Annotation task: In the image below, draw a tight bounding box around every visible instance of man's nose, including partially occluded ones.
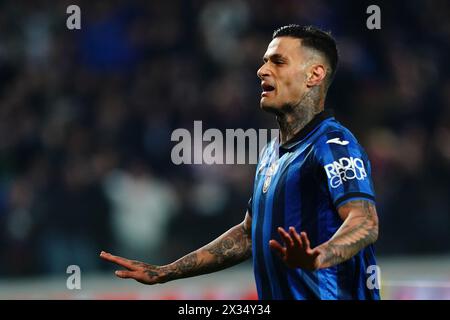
[257,64,269,80]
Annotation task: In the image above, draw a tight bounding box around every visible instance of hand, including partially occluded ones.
[269,227,321,271]
[99,251,172,284]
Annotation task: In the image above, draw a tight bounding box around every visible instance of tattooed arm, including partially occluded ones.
[100,212,252,284]
[269,200,378,271]
[316,199,379,269]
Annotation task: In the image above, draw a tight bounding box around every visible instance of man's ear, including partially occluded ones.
[306,64,327,87]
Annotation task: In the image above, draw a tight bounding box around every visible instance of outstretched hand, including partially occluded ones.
[99,251,171,284]
[269,227,322,271]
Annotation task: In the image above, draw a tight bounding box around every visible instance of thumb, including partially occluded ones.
[115,270,135,279]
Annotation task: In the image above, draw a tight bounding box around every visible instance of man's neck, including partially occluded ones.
[276,86,325,144]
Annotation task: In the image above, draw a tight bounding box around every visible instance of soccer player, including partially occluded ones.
[100,25,380,300]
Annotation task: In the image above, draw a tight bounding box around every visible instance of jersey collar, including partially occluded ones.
[279,109,334,150]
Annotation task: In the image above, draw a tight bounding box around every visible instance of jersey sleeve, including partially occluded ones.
[314,130,376,208]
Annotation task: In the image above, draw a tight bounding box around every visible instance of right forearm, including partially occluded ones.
[163,222,252,282]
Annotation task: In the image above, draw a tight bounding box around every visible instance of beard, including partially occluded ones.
[260,102,283,116]
[260,97,302,118]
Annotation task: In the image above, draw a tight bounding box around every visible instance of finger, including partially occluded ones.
[300,232,311,250]
[289,227,303,249]
[100,251,135,270]
[269,239,286,257]
[115,270,137,279]
[277,227,294,247]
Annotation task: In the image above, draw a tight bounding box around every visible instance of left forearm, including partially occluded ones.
[316,201,378,269]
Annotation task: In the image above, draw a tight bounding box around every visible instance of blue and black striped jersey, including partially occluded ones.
[248,109,380,300]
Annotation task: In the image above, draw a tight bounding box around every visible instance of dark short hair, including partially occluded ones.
[273,24,338,86]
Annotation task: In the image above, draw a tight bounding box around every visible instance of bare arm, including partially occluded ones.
[269,199,378,271]
[100,212,252,284]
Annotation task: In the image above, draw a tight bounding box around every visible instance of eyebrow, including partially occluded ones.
[263,53,287,63]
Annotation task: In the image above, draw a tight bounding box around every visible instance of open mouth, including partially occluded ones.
[261,82,275,95]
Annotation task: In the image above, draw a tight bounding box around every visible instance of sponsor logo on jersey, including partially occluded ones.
[324,157,367,188]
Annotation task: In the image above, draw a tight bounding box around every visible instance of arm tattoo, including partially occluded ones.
[318,200,378,269]
[163,222,252,281]
[206,224,252,266]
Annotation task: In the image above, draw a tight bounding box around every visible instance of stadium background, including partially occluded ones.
[0,0,449,299]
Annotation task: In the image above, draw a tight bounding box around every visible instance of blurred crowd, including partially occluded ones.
[0,0,449,277]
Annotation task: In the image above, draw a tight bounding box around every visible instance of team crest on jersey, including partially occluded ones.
[262,162,279,193]
[262,175,271,193]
